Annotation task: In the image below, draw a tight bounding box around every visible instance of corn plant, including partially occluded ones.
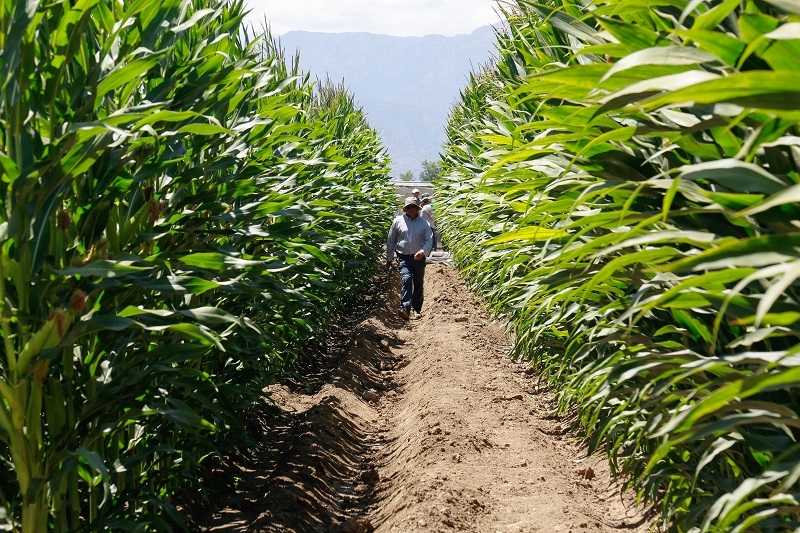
[0,0,393,529]
[438,0,800,530]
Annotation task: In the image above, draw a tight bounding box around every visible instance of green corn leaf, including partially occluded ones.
[179,307,240,325]
[181,278,220,294]
[179,252,262,270]
[674,29,746,67]
[72,447,111,506]
[169,8,215,33]
[295,243,333,267]
[176,123,232,135]
[642,71,800,111]
[600,46,722,83]
[85,316,136,331]
[664,234,800,272]
[737,183,800,216]
[736,311,800,327]
[525,3,603,45]
[96,56,162,97]
[0,151,21,183]
[650,364,800,442]
[166,323,222,349]
[483,226,568,245]
[677,160,787,195]
[596,70,720,111]
[739,14,800,72]
[597,16,661,52]
[661,291,713,309]
[58,260,153,278]
[691,0,741,32]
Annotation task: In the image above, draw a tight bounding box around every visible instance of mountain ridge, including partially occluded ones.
[277,26,497,177]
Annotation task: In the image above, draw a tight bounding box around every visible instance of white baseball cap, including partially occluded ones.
[412,188,420,194]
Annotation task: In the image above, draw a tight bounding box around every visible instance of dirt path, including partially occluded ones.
[192,262,652,532]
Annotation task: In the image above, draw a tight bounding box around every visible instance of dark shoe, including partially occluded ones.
[398,308,410,320]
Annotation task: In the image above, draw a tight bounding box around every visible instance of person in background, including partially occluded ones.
[386,196,433,320]
[411,188,421,203]
[420,195,437,252]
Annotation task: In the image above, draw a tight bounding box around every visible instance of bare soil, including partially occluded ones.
[190,262,654,532]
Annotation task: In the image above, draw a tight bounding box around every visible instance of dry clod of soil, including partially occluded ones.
[193,263,654,533]
[362,390,382,403]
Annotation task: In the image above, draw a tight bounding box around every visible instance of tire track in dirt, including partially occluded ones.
[193,263,653,532]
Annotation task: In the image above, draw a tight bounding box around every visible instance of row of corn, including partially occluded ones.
[437,0,800,530]
[0,0,395,530]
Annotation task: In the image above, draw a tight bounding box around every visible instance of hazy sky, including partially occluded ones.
[244,0,502,37]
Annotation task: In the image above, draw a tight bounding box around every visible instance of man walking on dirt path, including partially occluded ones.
[386,196,433,320]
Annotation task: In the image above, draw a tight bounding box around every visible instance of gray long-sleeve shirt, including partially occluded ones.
[386,214,433,262]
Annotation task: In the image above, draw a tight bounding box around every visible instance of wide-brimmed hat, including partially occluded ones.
[403,196,420,209]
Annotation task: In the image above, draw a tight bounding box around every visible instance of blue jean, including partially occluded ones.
[397,253,426,313]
